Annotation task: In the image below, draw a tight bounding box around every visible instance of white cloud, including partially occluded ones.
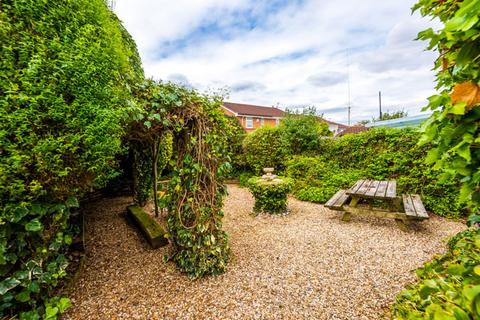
[114,0,440,124]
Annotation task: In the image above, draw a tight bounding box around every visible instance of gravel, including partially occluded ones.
[63,185,465,320]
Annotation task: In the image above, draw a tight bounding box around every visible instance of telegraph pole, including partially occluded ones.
[378,91,382,120]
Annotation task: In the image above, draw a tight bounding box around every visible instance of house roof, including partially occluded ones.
[223,102,284,118]
[323,119,349,129]
[337,125,369,136]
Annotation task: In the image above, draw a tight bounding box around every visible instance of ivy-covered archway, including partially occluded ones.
[128,80,233,277]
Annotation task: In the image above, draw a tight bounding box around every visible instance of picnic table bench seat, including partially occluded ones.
[325,189,350,210]
[402,194,429,220]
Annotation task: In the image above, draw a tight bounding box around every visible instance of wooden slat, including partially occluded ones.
[347,180,365,194]
[385,180,397,198]
[325,189,346,208]
[333,191,350,209]
[402,194,416,218]
[356,180,372,195]
[411,194,429,219]
[375,181,388,198]
[365,180,380,197]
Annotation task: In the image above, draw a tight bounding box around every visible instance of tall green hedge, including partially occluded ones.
[0,0,142,318]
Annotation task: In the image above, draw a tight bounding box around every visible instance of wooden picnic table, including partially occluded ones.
[325,179,428,230]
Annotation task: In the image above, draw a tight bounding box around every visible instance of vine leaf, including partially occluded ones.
[450,81,480,109]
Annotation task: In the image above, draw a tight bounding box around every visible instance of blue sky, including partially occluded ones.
[114,0,439,124]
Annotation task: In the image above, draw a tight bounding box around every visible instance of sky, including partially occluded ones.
[113,0,440,124]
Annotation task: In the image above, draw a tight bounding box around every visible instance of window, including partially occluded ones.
[275,118,280,126]
[246,117,253,129]
[260,118,264,126]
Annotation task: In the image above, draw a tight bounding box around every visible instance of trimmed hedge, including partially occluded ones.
[247,177,293,214]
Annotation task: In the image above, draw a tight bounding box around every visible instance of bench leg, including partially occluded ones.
[394,218,407,231]
[341,211,351,222]
[349,196,360,207]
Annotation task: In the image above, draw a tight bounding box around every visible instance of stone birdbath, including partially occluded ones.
[247,168,293,215]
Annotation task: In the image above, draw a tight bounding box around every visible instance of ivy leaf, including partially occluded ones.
[44,306,59,320]
[456,143,471,162]
[449,102,466,115]
[11,207,29,223]
[57,297,71,313]
[25,219,43,232]
[144,121,152,128]
[15,289,30,302]
[0,278,21,295]
[65,197,79,208]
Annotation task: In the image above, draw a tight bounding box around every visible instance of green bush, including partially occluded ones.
[242,126,290,174]
[278,109,331,154]
[0,0,142,318]
[392,228,480,319]
[286,156,364,203]
[239,171,254,187]
[247,177,293,214]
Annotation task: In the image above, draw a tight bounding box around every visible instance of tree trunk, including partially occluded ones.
[152,137,161,217]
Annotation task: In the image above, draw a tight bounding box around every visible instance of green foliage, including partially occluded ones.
[131,131,173,206]
[412,0,480,220]
[391,1,480,318]
[130,81,231,278]
[361,110,408,124]
[239,172,254,187]
[287,156,364,203]
[247,177,294,214]
[379,110,408,121]
[392,228,480,319]
[279,109,331,154]
[0,0,142,317]
[223,116,246,174]
[287,129,464,218]
[243,127,290,174]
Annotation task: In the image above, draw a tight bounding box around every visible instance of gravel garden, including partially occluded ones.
[63,186,464,319]
[1,0,479,319]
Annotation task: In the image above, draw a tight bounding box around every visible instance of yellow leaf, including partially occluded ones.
[474,265,480,276]
[450,81,480,110]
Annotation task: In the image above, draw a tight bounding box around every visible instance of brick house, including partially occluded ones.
[222,102,284,133]
[322,119,350,136]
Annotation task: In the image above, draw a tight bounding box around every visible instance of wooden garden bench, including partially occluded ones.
[325,189,350,210]
[402,194,429,220]
[325,180,429,230]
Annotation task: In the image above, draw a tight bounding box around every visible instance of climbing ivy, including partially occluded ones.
[414,0,480,222]
[247,177,294,214]
[392,1,480,318]
[0,0,142,318]
[129,81,234,278]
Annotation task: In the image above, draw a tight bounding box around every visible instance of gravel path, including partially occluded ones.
[63,185,465,320]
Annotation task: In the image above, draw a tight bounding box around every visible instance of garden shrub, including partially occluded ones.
[224,115,247,175]
[392,228,480,318]
[243,126,290,174]
[289,156,364,203]
[247,177,294,214]
[0,0,142,318]
[239,172,255,187]
[278,109,331,154]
